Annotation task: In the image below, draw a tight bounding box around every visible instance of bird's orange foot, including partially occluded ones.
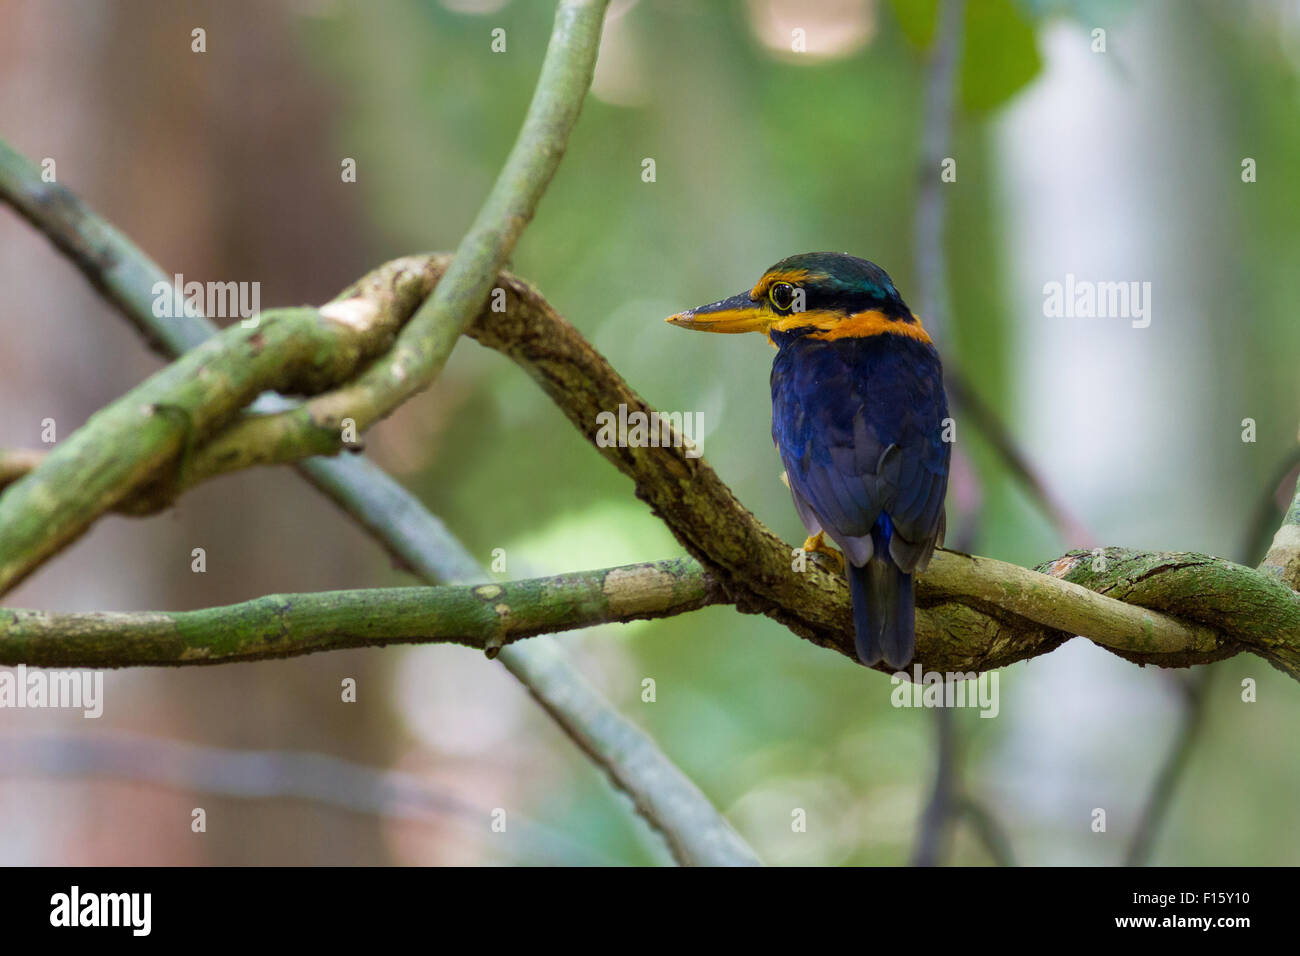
[800,531,844,574]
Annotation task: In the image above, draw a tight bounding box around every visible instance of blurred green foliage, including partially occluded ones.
[891,0,1043,111]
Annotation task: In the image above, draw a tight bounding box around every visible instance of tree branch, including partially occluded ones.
[2,5,1298,706]
[0,294,421,594]
[1,0,766,867]
[1122,456,1300,867]
[192,0,610,463]
[457,264,1300,677]
[0,0,608,597]
[0,448,44,490]
[1259,461,1300,590]
[300,455,760,867]
[0,558,717,667]
[0,227,761,873]
[2,249,1298,676]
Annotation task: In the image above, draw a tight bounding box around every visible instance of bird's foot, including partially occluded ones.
[801,531,844,574]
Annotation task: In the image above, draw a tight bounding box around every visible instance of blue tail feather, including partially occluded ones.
[848,521,915,668]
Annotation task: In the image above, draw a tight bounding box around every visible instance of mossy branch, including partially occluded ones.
[2,247,1299,678]
[0,558,716,667]
[0,0,766,868]
[0,297,417,595]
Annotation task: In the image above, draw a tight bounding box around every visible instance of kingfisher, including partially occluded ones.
[666,253,950,669]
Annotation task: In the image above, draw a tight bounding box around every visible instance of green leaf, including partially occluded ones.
[889,0,1043,113]
[960,0,1043,111]
[889,0,940,47]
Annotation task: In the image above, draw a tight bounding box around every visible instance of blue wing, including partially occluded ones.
[771,332,949,572]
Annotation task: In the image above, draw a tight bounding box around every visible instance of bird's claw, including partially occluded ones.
[801,531,845,574]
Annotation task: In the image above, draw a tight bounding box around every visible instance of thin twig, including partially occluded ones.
[1122,668,1212,866]
[0,448,44,491]
[947,371,1097,547]
[911,706,958,866]
[300,456,762,866]
[959,795,1017,866]
[1258,449,1300,590]
[912,0,963,338]
[1241,449,1300,567]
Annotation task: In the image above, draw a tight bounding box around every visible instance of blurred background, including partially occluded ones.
[0,0,1298,865]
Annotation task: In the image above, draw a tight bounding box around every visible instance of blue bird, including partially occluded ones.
[667,252,951,668]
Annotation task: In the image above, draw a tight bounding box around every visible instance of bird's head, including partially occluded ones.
[665,252,930,345]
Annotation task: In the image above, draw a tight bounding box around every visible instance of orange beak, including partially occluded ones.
[665,292,771,334]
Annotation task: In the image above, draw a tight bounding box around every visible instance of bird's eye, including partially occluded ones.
[768,282,796,311]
